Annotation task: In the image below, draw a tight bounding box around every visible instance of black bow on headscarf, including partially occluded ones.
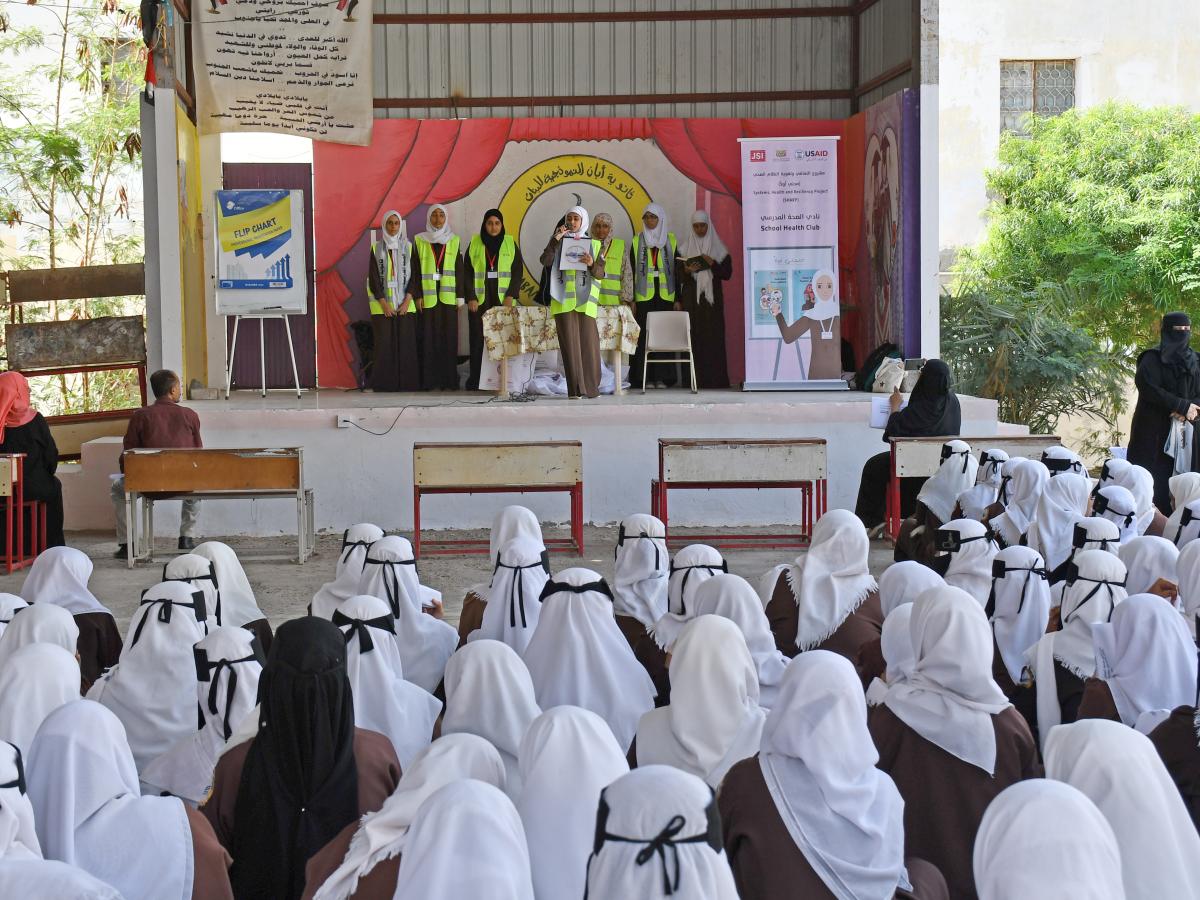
[331,608,395,654]
[164,561,222,627]
[194,643,263,739]
[493,550,550,629]
[363,555,417,618]
[539,577,614,602]
[985,561,1048,618]
[229,618,358,900]
[0,742,25,794]
[130,589,207,647]
[616,525,664,569]
[1160,312,1195,369]
[480,208,505,257]
[339,531,377,566]
[668,561,728,614]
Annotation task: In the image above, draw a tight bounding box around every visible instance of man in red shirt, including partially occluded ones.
[111,369,203,559]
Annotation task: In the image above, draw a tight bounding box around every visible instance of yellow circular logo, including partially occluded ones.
[498,154,652,304]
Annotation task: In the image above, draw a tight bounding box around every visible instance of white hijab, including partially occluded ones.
[336,594,441,769]
[678,211,729,305]
[639,203,669,249]
[549,206,591,303]
[86,581,207,771]
[1041,445,1085,477]
[443,639,541,796]
[1027,472,1092,571]
[490,506,545,559]
[378,210,411,291]
[193,541,265,627]
[1118,535,1178,597]
[635,616,767,788]
[1176,539,1200,638]
[988,546,1050,685]
[761,509,877,652]
[311,733,506,900]
[1114,463,1156,535]
[1091,593,1197,728]
[472,537,550,656]
[990,458,1049,547]
[916,440,978,523]
[311,523,384,620]
[27,700,194,900]
[0,741,39,859]
[877,561,943,618]
[939,519,999,606]
[163,553,220,629]
[972,779,1124,900]
[956,448,1009,521]
[1174,498,1200,547]
[0,644,80,754]
[690,574,789,709]
[20,547,107,616]
[140,625,262,806]
[612,514,669,628]
[521,568,656,751]
[380,209,406,251]
[865,603,916,706]
[1046,719,1200,900]
[1165,472,1200,539]
[358,535,458,693]
[0,595,27,639]
[0,605,78,670]
[0,859,124,898]
[800,269,840,324]
[760,651,907,900]
[585,766,738,900]
[417,203,456,246]
[517,707,629,900]
[393,780,534,900]
[883,586,1011,774]
[1095,484,1139,544]
[654,544,726,650]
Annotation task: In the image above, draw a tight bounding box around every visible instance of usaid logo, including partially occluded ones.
[749,150,766,162]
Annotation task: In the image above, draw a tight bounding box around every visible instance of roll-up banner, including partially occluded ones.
[739,136,846,390]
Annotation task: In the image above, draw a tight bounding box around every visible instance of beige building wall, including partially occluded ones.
[939,1,1200,263]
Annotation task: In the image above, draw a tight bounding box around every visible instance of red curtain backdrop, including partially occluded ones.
[314,116,855,388]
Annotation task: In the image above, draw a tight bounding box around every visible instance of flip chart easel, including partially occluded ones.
[224,313,303,399]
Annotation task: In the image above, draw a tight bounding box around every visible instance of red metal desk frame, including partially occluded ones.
[1,455,46,574]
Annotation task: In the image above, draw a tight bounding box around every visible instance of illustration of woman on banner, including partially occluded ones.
[770,268,842,380]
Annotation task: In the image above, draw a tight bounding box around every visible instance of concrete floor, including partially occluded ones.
[0,527,897,635]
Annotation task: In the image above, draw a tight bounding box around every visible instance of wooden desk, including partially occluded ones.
[652,438,827,548]
[885,434,1061,540]
[412,441,584,557]
[121,447,314,567]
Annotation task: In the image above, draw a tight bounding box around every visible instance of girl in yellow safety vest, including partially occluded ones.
[629,203,680,389]
[366,210,421,391]
[464,208,523,391]
[406,204,463,391]
[540,205,604,400]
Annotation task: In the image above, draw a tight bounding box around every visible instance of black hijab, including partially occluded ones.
[1160,312,1196,370]
[480,208,506,258]
[229,617,358,900]
[884,358,961,439]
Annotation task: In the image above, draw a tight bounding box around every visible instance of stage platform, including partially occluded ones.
[61,388,1013,540]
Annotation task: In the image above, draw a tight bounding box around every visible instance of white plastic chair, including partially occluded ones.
[642,311,697,394]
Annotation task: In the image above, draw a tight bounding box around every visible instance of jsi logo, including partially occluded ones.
[749,150,766,162]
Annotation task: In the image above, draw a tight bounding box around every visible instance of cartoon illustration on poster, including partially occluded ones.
[746,246,838,382]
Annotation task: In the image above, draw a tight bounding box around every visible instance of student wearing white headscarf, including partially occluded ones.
[333,595,440,769]
[762,509,881,660]
[916,440,978,526]
[654,544,727,652]
[164,553,221,633]
[304,734,505,900]
[1176,538,1200,637]
[1099,459,1166,536]
[987,546,1049,738]
[1041,445,1084,477]
[312,524,386,620]
[517,707,629,900]
[521,568,656,751]
[0,741,38,860]
[989,458,1049,548]
[366,210,420,391]
[972,780,1124,900]
[0,594,27,639]
[628,203,680,389]
[955,448,1008,521]
[633,616,767,788]
[0,644,80,753]
[441,639,541,795]
[20,545,120,688]
[1046,719,1200,900]
[1173,497,1200,546]
[87,581,208,770]
[1025,549,1127,746]
[677,210,732,388]
[585,765,737,900]
[612,514,670,645]
[1093,484,1139,545]
[469,536,550,656]
[540,205,603,398]
[0,859,124,899]
[405,203,462,390]
[0,603,78,671]
[28,700,233,900]
[591,211,633,308]
[457,505,544,644]
[722,651,947,900]
[1048,514,1122,589]
[870,586,1037,900]
[141,625,262,807]
[1025,471,1091,573]
[691,574,790,709]
[864,603,916,707]
[358,535,457,693]
[1164,471,1200,539]
[193,540,272,653]
[878,560,944,618]
[936,519,999,606]
[1118,535,1179,602]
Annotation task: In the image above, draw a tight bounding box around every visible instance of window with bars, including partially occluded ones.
[1000,60,1076,134]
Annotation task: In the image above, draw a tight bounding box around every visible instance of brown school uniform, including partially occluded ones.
[184,805,235,900]
[302,824,402,900]
[869,704,1041,900]
[766,574,884,665]
[1148,509,1169,538]
[366,246,421,392]
[614,613,645,650]
[1052,661,1088,726]
[634,631,671,708]
[406,244,463,391]
[720,757,949,900]
[1075,677,1121,722]
[1148,705,1200,832]
[893,503,941,566]
[73,611,122,690]
[456,590,486,647]
[201,729,402,864]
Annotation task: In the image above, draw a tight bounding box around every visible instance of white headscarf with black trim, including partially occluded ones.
[472,536,550,656]
[1094,484,1139,545]
[1118,535,1178,598]
[1027,471,1092,572]
[988,546,1050,686]
[654,544,726,651]
[916,440,977,523]
[938,519,999,606]
[612,514,669,629]
[312,523,384,620]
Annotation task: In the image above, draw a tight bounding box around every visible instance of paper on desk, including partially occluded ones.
[870,395,908,428]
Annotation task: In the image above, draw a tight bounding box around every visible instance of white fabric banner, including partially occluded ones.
[740,137,843,389]
[193,0,373,145]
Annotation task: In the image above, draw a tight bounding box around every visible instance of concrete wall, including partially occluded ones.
[939,1,1200,260]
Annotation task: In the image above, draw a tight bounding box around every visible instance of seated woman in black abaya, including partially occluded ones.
[854,359,961,535]
[0,371,65,548]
